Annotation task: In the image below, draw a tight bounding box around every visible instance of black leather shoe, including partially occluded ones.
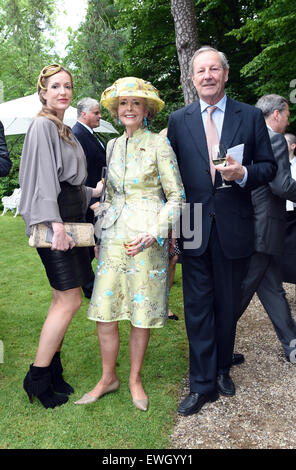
[231,353,245,366]
[177,390,219,416]
[217,373,235,396]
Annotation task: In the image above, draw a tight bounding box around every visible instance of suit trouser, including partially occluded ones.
[238,252,296,358]
[181,221,250,394]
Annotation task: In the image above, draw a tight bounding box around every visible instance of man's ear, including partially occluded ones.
[273,109,280,121]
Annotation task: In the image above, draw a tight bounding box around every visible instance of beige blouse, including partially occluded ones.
[19,116,93,236]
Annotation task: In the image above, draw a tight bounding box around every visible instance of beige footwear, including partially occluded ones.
[132,397,149,412]
[74,379,120,405]
[129,385,149,412]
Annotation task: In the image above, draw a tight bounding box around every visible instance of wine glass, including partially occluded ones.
[211,143,230,189]
[101,166,107,182]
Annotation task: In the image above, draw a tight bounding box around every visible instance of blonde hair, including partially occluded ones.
[37,64,75,146]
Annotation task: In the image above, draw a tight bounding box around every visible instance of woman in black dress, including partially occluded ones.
[19,64,103,409]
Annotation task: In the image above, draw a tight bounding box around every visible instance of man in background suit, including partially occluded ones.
[167,46,277,416]
[235,95,296,362]
[281,133,296,284]
[0,120,12,177]
[72,98,106,298]
[285,133,296,163]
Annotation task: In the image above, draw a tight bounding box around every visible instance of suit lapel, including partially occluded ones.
[93,132,106,150]
[184,100,209,166]
[78,121,106,150]
[220,97,242,149]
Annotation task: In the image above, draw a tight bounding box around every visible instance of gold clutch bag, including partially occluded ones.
[29,223,95,248]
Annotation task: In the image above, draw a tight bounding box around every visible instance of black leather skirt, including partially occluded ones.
[37,183,94,291]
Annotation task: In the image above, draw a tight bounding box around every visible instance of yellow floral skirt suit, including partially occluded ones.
[88,127,185,328]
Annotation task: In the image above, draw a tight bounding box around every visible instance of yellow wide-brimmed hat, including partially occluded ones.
[100,77,165,114]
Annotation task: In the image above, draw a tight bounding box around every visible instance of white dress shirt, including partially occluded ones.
[200,95,247,186]
[79,121,93,134]
[78,120,105,149]
[287,156,296,211]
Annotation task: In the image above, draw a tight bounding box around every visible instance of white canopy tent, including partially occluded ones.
[0,93,118,135]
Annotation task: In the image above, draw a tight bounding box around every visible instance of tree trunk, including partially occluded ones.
[171,0,199,105]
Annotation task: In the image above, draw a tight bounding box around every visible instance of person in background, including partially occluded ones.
[72,97,106,299]
[159,127,180,321]
[235,94,296,362]
[0,120,12,177]
[285,133,296,164]
[281,134,296,287]
[167,46,277,417]
[19,64,103,409]
[75,77,184,411]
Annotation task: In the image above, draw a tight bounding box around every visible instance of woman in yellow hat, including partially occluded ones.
[75,77,184,411]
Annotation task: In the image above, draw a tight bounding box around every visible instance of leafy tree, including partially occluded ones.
[0,0,57,201]
[191,0,269,104]
[66,0,184,131]
[71,0,272,129]
[0,0,57,100]
[229,0,296,130]
[66,0,128,102]
[102,0,184,130]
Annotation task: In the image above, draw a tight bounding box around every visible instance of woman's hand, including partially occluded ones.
[125,233,156,257]
[51,222,75,251]
[92,180,104,198]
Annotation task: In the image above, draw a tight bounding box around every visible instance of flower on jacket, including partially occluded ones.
[133,293,145,303]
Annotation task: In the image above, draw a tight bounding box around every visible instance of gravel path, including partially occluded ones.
[170,283,296,449]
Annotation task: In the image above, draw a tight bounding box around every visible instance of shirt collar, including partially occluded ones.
[78,121,93,134]
[200,94,227,113]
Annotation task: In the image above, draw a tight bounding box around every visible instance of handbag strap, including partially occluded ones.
[100,138,117,203]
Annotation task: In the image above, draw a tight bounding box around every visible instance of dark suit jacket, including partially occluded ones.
[252,128,296,256]
[72,121,106,188]
[167,97,277,259]
[0,120,12,177]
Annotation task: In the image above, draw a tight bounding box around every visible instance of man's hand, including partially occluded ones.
[215,155,245,181]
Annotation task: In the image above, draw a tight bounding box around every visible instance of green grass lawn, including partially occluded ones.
[0,213,188,449]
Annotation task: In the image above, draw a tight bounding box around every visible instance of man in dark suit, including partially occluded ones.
[236,94,296,362]
[72,98,106,298]
[0,120,12,177]
[167,46,277,416]
[281,133,296,284]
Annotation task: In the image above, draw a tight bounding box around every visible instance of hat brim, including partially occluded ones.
[100,78,165,115]
[101,93,165,114]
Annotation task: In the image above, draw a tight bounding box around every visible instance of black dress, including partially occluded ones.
[37,183,94,291]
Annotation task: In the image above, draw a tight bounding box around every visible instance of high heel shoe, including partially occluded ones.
[23,364,69,409]
[50,352,74,395]
[74,379,120,405]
